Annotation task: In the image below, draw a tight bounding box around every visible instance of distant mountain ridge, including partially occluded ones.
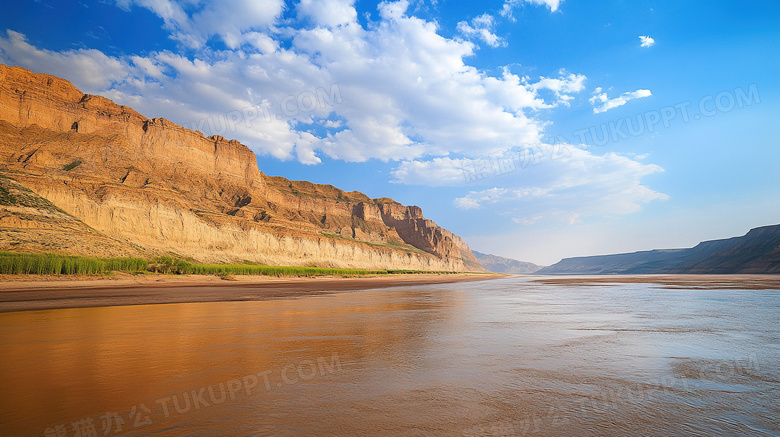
[537,224,780,275]
[473,251,543,274]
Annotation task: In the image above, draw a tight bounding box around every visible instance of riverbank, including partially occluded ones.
[532,274,780,290]
[0,272,505,312]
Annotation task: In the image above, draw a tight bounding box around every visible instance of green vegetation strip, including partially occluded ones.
[0,252,147,275]
[0,252,459,277]
[62,160,82,171]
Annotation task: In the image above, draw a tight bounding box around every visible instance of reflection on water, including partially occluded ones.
[0,277,778,436]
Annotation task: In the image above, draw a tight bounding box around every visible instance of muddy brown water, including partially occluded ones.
[0,277,778,436]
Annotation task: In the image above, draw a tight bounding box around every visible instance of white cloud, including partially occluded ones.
[391,157,474,186]
[402,148,668,221]
[1,2,588,164]
[130,55,165,80]
[116,0,285,49]
[639,35,655,48]
[0,0,667,224]
[527,0,563,12]
[298,0,357,28]
[455,186,551,209]
[454,187,510,209]
[501,0,563,21]
[457,14,505,48]
[379,0,411,21]
[530,69,587,107]
[243,32,278,54]
[589,88,652,114]
[0,30,130,92]
[512,216,542,225]
[390,142,568,187]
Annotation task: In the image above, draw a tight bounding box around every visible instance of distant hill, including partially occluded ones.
[473,251,543,274]
[537,224,780,275]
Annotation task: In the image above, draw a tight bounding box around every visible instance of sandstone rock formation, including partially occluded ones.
[0,65,484,271]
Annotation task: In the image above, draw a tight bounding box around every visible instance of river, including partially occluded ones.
[0,276,778,436]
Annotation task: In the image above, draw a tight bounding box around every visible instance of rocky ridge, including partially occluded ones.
[537,224,780,275]
[0,65,483,271]
[472,251,542,274]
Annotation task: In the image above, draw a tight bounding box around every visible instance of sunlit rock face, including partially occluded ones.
[0,65,484,271]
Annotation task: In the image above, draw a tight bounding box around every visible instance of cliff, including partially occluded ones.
[0,65,484,271]
[537,224,780,275]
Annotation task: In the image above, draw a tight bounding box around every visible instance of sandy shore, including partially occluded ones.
[532,274,780,290]
[0,272,505,313]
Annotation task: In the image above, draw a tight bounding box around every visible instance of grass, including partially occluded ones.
[0,184,16,205]
[0,252,147,275]
[0,174,68,212]
[62,160,82,171]
[0,252,460,277]
[180,263,387,277]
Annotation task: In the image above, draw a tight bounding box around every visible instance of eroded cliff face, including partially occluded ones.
[0,65,484,271]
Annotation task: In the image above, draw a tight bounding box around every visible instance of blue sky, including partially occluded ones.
[2,0,779,264]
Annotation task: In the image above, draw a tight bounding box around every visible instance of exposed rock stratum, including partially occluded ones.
[0,65,484,271]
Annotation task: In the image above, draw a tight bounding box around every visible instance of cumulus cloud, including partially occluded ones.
[589,87,652,114]
[1,2,588,164]
[390,143,570,186]
[527,0,563,11]
[501,0,563,21]
[639,35,655,48]
[391,157,474,186]
[0,0,667,223]
[449,149,667,220]
[531,70,587,107]
[298,0,357,28]
[457,14,505,48]
[390,144,667,221]
[116,0,285,49]
[454,188,510,209]
[0,30,130,92]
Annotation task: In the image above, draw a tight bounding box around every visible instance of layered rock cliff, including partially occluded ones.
[0,65,484,271]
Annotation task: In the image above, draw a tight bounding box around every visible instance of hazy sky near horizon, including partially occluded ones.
[2,0,778,265]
